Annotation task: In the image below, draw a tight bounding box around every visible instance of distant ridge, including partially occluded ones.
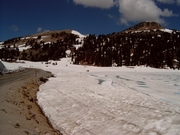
[123,21,164,32]
[30,29,72,37]
[1,21,179,69]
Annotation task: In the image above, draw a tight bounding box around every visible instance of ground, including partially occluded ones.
[0,69,61,135]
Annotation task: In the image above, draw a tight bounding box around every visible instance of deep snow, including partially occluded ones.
[2,58,180,135]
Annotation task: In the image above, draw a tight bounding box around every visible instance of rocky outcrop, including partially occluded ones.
[123,21,164,32]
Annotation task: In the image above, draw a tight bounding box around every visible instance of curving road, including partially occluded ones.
[0,68,38,86]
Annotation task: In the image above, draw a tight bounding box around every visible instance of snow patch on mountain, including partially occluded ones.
[71,30,86,50]
[71,30,86,38]
[18,44,31,51]
[160,28,173,33]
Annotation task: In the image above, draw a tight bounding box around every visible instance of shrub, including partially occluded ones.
[39,77,48,82]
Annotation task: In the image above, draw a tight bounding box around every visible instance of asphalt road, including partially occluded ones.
[0,68,38,86]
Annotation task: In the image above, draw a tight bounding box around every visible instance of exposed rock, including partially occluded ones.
[123,21,164,32]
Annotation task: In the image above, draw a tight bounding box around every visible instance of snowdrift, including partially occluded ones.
[0,60,7,72]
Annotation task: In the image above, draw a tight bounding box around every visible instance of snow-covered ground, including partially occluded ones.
[18,44,32,51]
[0,60,25,73]
[72,30,86,38]
[2,59,180,135]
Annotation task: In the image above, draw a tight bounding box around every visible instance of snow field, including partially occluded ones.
[38,70,180,135]
[2,58,180,135]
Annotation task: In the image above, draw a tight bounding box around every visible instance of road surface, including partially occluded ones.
[0,68,38,86]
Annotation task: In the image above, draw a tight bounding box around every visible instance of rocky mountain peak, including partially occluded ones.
[124,21,164,32]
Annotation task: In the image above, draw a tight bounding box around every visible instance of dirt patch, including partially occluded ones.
[0,69,62,135]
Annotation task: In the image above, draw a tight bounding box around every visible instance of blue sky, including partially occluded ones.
[0,0,180,41]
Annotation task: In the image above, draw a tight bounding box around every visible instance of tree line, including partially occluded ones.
[73,30,180,69]
[0,30,179,69]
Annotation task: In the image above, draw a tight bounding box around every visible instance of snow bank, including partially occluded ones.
[32,58,180,135]
[0,60,7,71]
[2,58,180,134]
[37,61,180,134]
[1,60,25,73]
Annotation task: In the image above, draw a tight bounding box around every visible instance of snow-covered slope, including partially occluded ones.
[71,30,86,50]
[160,28,173,33]
[71,30,86,38]
[18,44,31,51]
[2,59,180,135]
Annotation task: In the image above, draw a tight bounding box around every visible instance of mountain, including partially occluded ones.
[1,29,76,47]
[123,21,164,32]
[0,22,180,69]
[0,29,86,61]
[73,22,180,69]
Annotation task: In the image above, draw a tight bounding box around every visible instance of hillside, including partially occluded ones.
[0,29,84,61]
[0,22,180,69]
[123,21,164,32]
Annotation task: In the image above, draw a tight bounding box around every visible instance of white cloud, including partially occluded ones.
[117,0,176,25]
[157,0,175,4]
[177,0,180,5]
[9,24,19,31]
[73,0,116,9]
[37,27,42,32]
[162,8,177,17]
[72,0,178,25]
[157,0,180,5]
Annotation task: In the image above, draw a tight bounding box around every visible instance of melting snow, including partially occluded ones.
[42,36,48,38]
[44,41,51,45]
[2,58,180,135]
[74,44,83,50]
[33,36,38,39]
[18,44,31,51]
